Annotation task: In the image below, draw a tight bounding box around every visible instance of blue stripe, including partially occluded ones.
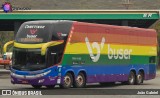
[61,64,156,76]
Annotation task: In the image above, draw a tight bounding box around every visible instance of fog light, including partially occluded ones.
[57,78,61,84]
[38,79,44,83]
[11,78,14,82]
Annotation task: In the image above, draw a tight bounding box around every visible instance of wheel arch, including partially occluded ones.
[78,70,87,82]
[64,70,75,81]
[138,69,145,79]
[130,69,136,75]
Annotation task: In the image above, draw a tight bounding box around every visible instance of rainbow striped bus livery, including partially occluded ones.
[4,20,157,88]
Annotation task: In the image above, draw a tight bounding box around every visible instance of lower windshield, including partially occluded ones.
[12,48,46,71]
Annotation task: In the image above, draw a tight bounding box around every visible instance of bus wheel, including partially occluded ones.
[136,71,144,85]
[32,85,42,89]
[128,71,136,85]
[60,73,73,89]
[73,73,86,88]
[46,85,55,89]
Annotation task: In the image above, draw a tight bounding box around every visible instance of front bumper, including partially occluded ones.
[10,66,61,85]
[11,75,58,85]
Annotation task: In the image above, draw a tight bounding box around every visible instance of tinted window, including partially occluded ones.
[15,23,52,44]
[12,48,46,71]
[51,22,72,41]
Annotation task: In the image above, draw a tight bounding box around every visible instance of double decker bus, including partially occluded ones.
[4,20,157,89]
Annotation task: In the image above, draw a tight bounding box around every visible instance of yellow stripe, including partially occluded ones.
[14,42,44,48]
[41,41,64,55]
[3,41,14,53]
[65,43,157,56]
[14,41,64,55]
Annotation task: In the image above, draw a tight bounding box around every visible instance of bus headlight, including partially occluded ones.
[35,70,51,78]
[11,70,51,79]
[11,77,14,82]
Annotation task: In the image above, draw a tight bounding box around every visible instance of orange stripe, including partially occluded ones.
[70,32,157,46]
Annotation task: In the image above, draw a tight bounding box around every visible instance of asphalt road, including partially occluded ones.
[0,72,160,98]
[0,77,160,89]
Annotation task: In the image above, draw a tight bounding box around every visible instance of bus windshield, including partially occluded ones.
[12,21,73,71]
[12,48,46,71]
[15,23,52,44]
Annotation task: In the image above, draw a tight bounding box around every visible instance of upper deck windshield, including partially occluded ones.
[15,23,52,44]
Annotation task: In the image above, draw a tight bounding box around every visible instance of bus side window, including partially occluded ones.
[51,34,58,41]
[46,49,56,67]
[47,44,64,66]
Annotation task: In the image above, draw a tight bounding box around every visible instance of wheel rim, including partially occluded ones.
[129,73,134,84]
[76,75,84,86]
[64,75,71,86]
[137,74,142,83]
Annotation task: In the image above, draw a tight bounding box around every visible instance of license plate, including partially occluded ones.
[21,80,28,84]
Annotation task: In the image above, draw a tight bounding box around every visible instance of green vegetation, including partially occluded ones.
[0,31,14,55]
[151,20,160,45]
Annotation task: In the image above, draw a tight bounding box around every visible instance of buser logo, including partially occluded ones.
[85,37,105,62]
[57,32,67,38]
[26,29,38,38]
[30,29,37,34]
[108,44,132,59]
[85,37,132,62]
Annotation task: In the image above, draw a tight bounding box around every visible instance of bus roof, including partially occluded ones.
[23,20,156,33]
[24,20,73,24]
[74,21,156,33]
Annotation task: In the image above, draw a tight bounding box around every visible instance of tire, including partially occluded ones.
[46,85,55,89]
[100,82,115,86]
[73,73,86,88]
[128,71,136,85]
[121,81,128,85]
[32,85,42,89]
[136,71,144,85]
[60,73,73,89]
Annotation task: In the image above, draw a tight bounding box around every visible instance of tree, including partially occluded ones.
[0,31,14,55]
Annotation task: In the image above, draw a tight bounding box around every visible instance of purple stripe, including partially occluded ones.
[87,74,128,83]
[11,73,156,86]
[145,73,156,80]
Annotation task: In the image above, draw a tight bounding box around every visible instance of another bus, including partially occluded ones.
[4,20,157,89]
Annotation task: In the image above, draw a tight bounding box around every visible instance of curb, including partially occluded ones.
[0,69,10,79]
[0,69,10,73]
